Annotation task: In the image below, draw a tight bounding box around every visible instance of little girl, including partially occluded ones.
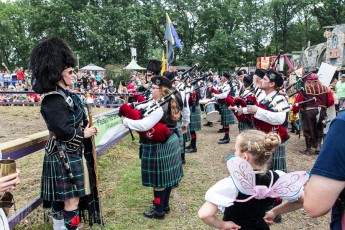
[198,130,308,230]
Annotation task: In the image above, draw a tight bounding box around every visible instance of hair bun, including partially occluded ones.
[263,132,281,151]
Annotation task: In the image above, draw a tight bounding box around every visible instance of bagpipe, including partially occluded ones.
[209,65,244,103]
[119,87,181,143]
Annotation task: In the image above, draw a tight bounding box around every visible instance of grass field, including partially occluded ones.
[1,107,330,230]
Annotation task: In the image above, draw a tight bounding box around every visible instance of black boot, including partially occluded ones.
[299,138,312,155]
[144,190,166,219]
[186,134,197,153]
[218,128,230,144]
[163,187,172,214]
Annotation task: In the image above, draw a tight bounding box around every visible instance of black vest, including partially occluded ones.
[223,171,279,230]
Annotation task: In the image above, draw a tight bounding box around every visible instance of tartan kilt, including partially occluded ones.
[183,126,191,142]
[220,104,235,125]
[189,105,202,132]
[141,134,184,188]
[238,121,255,133]
[177,121,185,154]
[271,142,287,173]
[41,152,86,201]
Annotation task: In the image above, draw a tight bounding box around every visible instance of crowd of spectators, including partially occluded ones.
[0,67,149,107]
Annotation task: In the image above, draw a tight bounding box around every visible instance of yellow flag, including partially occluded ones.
[161,52,166,75]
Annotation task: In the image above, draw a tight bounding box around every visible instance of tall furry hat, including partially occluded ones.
[146,59,162,75]
[30,37,76,94]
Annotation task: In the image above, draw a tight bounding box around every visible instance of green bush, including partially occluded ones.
[105,64,131,86]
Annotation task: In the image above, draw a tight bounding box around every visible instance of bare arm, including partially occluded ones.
[198,201,241,230]
[304,175,345,217]
[264,194,304,225]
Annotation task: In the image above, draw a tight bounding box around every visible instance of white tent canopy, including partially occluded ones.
[123,58,146,70]
[81,64,105,71]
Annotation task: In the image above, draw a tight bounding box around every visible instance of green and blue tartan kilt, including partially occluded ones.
[220,104,235,125]
[183,126,191,142]
[41,152,86,201]
[177,121,185,154]
[238,121,255,133]
[141,134,184,188]
[189,105,202,132]
[272,142,286,173]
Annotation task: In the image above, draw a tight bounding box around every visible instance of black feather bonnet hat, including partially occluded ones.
[30,37,76,94]
[146,59,162,75]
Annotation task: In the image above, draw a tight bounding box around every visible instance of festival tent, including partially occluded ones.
[81,64,105,71]
[123,58,146,70]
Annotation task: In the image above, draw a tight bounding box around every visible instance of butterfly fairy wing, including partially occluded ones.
[227,156,256,196]
[268,171,310,200]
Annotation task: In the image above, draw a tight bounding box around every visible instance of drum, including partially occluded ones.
[205,102,221,122]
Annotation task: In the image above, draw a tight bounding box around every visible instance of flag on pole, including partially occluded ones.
[164,13,182,64]
[161,52,166,75]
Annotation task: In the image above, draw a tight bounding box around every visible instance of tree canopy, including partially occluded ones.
[0,0,344,71]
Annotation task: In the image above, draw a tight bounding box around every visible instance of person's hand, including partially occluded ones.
[228,106,236,111]
[84,124,98,138]
[0,169,20,194]
[182,125,187,134]
[237,107,244,115]
[247,105,258,114]
[211,93,214,97]
[263,210,276,226]
[220,221,241,230]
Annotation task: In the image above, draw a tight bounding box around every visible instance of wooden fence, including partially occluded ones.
[0,110,129,229]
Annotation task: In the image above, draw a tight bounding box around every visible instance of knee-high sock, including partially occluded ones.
[63,209,80,230]
[51,201,65,229]
[164,187,172,209]
[190,131,196,149]
[51,201,64,219]
[224,126,229,139]
[153,190,166,214]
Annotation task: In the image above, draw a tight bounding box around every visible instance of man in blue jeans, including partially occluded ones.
[304,110,345,229]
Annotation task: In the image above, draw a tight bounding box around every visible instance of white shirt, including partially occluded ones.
[212,82,230,100]
[123,100,164,131]
[244,90,289,125]
[176,83,190,127]
[205,170,301,213]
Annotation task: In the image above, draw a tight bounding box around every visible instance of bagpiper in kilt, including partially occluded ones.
[172,78,190,165]
[122,76,184,220]
[242,69,290,218]
[30,37,101,230]
[237,74,255,133]
[212,72,234,144]
[243,69,289,173]
[185,85,201,153]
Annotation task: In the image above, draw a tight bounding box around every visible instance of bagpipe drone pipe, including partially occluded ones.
[119,88,181,143]
[118,103,171,143]
[232,95,291,142]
